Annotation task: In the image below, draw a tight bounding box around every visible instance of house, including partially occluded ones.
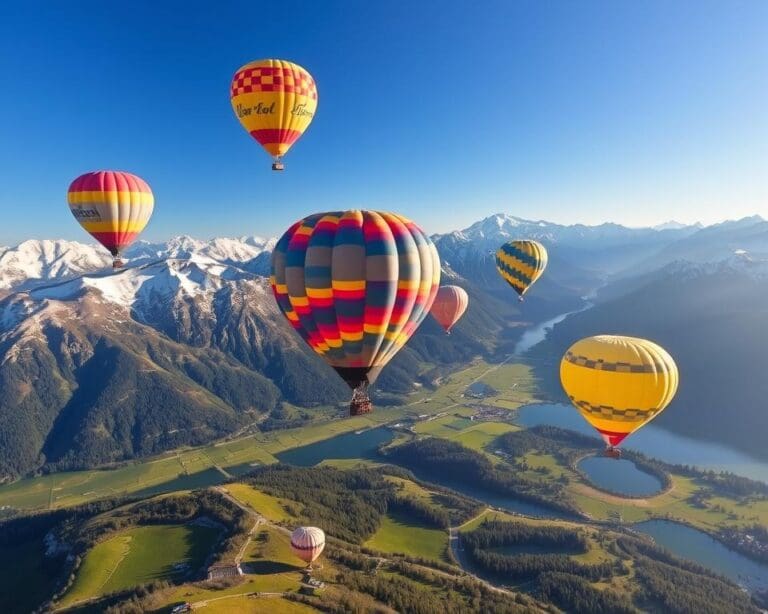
[207,563,243,580]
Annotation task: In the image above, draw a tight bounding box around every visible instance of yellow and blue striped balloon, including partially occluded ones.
[495,240,548,299]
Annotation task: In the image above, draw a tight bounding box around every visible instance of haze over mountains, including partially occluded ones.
[1,213,768,479]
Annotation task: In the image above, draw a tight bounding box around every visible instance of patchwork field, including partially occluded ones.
[0,360,537,512]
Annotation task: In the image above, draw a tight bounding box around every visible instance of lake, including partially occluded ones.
[635,520,768,593]
[517,403,768,483]
[577,456,663,496]
[274,427,395,466]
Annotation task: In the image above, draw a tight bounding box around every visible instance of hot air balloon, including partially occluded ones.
[290,526,325,569]
[271,210,441,415]
[230,59,318,171]
[560,335,679,457]
[495,240,548,300]
[430,285,469,334]
[67,171,154,269]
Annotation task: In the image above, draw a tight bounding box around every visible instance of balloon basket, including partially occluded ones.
[112,258,124,269]
[349,385,373,416]
[603,447,622,459]
[272,161,285,171]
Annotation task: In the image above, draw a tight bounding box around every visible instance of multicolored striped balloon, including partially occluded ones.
[290,526,325,567]
[495,240,548,300]
[230,59,318,170]
[271,210,441,414]
[67,171,154,268]
[430,285,469,333]
[560,335,679,450]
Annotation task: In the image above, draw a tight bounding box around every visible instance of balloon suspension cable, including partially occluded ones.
[349,382,373,416]
[272,157,285,172]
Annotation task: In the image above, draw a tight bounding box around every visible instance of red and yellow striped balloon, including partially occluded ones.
[230,59,318,170]
[67,171,154,267]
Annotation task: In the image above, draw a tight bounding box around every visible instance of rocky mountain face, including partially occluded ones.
[0,227,532,478]
[4,212,767,477]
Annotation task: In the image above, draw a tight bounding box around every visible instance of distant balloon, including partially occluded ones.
[67,171,154,269]
[495,240,548,300]
[290,526,325,567]
[271,210,441,415]
[559,335,679,452]
[230,59,318,171]
[430,285,469,333]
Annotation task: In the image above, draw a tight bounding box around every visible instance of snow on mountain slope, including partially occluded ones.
[28,255,259,316]
[0,239,111,290]
[126,235,275,265]
[0,235,277,292]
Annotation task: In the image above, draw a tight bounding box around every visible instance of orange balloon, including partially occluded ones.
[430,285,469,333]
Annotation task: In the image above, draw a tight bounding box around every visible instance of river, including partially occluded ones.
[513,300,592,355]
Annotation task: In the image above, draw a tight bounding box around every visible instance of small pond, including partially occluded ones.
[578,455,664,497]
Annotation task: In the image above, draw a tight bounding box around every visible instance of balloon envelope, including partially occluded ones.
[230,59,317,165]
[67,171,154,263]
[430,285,469,333]
[271,210,440,413]
[290,526,326,565]
[495,240,548,297]
[559,335,679,447]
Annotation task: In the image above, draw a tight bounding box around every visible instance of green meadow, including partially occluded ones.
[59,524,220,608]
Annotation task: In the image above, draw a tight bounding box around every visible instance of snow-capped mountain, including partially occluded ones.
[3,212,768,478]
[0,239,111,291]
[653,220,701,231]
[127,235,275,266]
[0,235,275,293]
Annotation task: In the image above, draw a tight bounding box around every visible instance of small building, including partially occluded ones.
[207,563,243,580]
[300,577,326,595]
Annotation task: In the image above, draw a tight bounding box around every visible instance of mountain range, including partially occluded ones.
[2,213,768,478]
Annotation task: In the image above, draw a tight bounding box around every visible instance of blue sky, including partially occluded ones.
[0,1,765,245]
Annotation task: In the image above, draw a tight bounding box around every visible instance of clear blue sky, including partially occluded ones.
[0,0,765,245]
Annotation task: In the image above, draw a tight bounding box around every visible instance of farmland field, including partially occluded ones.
[59,524,220,607]
[365,510,449,562]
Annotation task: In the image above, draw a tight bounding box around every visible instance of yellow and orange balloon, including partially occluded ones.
[230,59,318,170]
[560,335,679,450]
[67,171,154,268]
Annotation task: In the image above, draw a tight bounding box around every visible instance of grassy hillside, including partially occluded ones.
[59,524,220,607]
[365,510,449,562]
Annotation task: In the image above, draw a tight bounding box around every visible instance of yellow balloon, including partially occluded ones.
[230,59,318,170]
[495,240,548,299]
[559,335,679,448]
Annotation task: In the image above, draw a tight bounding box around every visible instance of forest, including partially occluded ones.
[461,520,618,582]
[382,436,581,516]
